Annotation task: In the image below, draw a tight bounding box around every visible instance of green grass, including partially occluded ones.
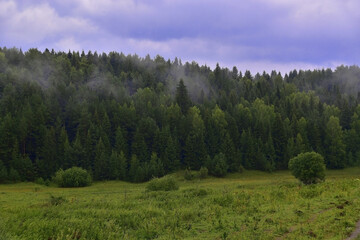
[0,168,360,239]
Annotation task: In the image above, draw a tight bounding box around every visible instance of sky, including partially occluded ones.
[0,0,359,74]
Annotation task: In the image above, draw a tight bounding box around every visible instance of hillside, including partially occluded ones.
[0,47,360,182]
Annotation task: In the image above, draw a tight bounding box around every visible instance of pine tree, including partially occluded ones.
[325,116,346,168]
[0,160,7,183]
[272,113,287,169]
[131,130,149,162]
[73,131,86,168]
[109,150,120,180]
[38,127,57,178]
[175,79,191,115]
[63,137,74,169]
[118,151,127,180]
[164,135,180,171]
[129,154,141,182]
[0,114,16,169]
[184,132,207,170]
[94,138,109,180]
[115,127,128,157]
[221,132,238,172]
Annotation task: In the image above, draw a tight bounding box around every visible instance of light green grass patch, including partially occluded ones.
[0,168,359,239]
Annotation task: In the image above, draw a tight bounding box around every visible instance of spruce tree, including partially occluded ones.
[94,138,109,180]
[325,116,346,168]
[175,79,191,115]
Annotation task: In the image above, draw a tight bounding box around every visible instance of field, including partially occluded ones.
[1,168,360,240]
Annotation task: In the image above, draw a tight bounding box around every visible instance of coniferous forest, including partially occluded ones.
[0,47,360,183]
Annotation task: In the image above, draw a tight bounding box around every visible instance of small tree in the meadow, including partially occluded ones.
[205,153,228,177]
[288,152,325,185]
[53,167,92,187]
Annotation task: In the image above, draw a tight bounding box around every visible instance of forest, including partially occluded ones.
[0,47,360,183]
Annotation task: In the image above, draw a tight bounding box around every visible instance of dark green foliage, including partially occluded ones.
[34,177,45,185]
[8,168,20,182]
[184,168,194,180]
[49,195,66,206]
[288,152,326,185]
[0,160,7,183]
[94,138,109,180]
[53,167,92,187]
[206,153,228,177]
[199,166,208,179]
[146,176,179,191]
[129,155,144,182]
[0,48,358,183]
[176,79,191,114]
[325,116,346,169]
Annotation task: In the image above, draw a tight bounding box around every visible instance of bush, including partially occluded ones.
[288,152,325,185]
[146,176,179,191]
[49,195,66,206]
[212,153,228,177]
[53,167,92,187]
[184,168,194,180]
[8,168,20,182]
[35,177,45,185]
[199,167,208,179]
[205,153,228,177]
[0,161,7,183]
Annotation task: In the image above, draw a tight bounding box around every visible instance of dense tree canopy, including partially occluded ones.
[0,47,359,182]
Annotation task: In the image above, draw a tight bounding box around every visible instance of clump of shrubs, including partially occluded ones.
[199,167,208,179]
[206,153,228,177]
[288,152,325,185]
[35,177,50,186]
[184,168,194,180]
[146,176,179,191]
[53,167,92,187]
[49,195,66,206]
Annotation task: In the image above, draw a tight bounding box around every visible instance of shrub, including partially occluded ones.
[146,176,179,191]
[288,152,325,185]
[212,153,228,177]
[8,168,20,182]
[205,153,228,177]
[199,167,208,179]
[35,177,45,185]
[0,161,7,183]
[53,167,92,187]
[184,168,194,180]
[49,195,66,206]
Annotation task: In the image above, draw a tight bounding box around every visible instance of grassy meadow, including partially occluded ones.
[0,168,360,240]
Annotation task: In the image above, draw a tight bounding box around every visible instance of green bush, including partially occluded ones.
[212,153,228,177]
[53,167,92,187]
[35,177,45,185]
[184,168,194,180]
[288,152,325,185]
[0,161,7,183]
[205,153,228,177]
[146,176,179,191]
[49,195,66,206]
[8,168,20,182]
[199,167,208,179]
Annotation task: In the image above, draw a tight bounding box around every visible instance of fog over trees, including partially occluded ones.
[0,47,359,182]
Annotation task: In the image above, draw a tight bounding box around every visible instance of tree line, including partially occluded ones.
[0,47,359,182]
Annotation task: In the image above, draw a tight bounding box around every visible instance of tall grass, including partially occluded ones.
[0,168,359,239]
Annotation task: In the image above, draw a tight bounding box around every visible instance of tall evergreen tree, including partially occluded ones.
[325,116,346,169]
[175,79,191,114]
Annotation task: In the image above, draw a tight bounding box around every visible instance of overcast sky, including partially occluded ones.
[1,0,359,73]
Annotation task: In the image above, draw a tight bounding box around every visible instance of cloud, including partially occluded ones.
[1,0,359,73]
[0,0,96,45]
[54,37,82,52]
